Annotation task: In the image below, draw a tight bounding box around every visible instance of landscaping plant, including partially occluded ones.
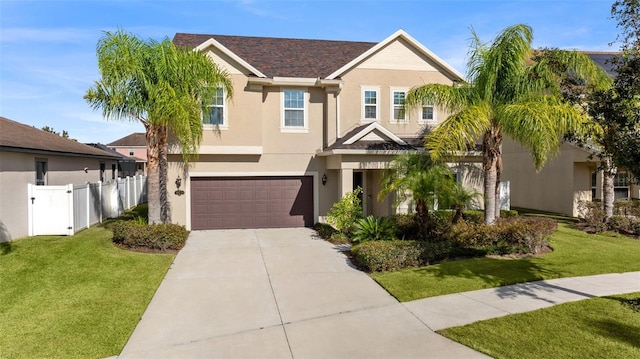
[352,215,397,243]
[326,187,363,234]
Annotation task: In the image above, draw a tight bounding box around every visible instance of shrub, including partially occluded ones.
[614,200,640,217]
[608,215,640,236]
[352,216,396,243]
[578,200,607,232]
[389,213,420,240]
[326,187,363,234]
[462,210,484,224]
[351,240,451,272]
[313,222,337,240]
[111,221,189,251]
[446,217,556,255]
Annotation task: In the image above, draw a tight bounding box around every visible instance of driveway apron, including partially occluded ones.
[119,228,487,358]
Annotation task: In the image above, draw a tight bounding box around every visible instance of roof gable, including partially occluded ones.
[326,30,465,81]
[0,117,119,158]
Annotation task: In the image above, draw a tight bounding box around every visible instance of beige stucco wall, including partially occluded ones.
[501,138,595,216]
[337,67,455,140]
[169,36,468,228]
[0,151,117,241]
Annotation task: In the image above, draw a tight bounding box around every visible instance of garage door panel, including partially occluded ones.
[190,176,313,230]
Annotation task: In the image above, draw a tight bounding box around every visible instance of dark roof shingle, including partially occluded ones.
[173,33,376,78]
[107,132,147,147]
[0,116,119,158]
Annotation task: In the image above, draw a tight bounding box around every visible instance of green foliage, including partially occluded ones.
[389,213,420,240]
[352,216,397,243]
[614,199,640,216]
[352,240,451,272]
[578,200,608,232]
[440,292,640,359]
[0,226,173,358]
[608,215,640,236]
[111,221,189,251]
[447,217,557,255]
[313,222,338,240]
[406,24,610,224]
[326,187,363,233]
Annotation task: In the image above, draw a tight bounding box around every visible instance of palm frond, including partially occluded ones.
[425,102,492,162]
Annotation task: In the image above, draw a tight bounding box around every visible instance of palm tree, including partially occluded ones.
[379,152,457,240]
[439,184,481,224]
[85,30,232,224]
[406,24,610,224]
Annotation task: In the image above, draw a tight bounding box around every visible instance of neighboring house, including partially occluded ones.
[108,132,148,175]
[0,116,121,241]
[502,52,639,217]
[169,30,483,230]
[87,143,138,178]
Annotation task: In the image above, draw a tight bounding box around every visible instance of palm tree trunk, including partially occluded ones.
[158,126,169,224]
[146,126,161,224]
[416,198,429,240]
[602,158,616,221]
[483,131,500,224]
[494,141,503,220]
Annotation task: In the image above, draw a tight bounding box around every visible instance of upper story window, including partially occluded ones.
[203,87,226,128]
[362,87,379,121]
[129,148,134,156]
[35,159,47,185]
[390,89,407,123]
[282,89,308,132]
[419,100,436,124]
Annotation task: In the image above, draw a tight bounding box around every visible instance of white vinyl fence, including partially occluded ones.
[27,176,147,236]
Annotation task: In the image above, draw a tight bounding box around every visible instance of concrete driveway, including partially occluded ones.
[119,228,486,358]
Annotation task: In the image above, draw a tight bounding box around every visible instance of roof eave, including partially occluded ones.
[195,38,267,78]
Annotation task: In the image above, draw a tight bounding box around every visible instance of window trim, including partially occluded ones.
[361,86,380,122]
[280,88,309,133]
[389,88,409,124]
[203,87,228,130]
[418,99,436,124]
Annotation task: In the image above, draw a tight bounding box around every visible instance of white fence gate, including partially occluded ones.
[28,176,147,236]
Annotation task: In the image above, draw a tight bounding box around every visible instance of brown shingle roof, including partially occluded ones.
[325,124,423,151]
[0,116,119,158]
[173,33,376,78]
[107,132,147,147]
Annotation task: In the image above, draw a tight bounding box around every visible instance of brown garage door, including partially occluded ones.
[191,176,314,230]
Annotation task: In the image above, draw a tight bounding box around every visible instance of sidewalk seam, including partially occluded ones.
[255,230,295,359]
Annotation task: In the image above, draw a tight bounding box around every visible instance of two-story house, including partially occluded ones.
[168,30,482,230]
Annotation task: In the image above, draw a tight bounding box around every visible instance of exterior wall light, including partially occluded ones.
[322,174,327,186]
[175,176,184,196]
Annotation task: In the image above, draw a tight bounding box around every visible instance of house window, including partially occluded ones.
[203,87,226,127]
[614,172,631,200]
[591,171,597,199]
[420,100,435,123]
[391,90,407,123]
[362,88,379,121]
[129,149,134,156]
[35,159,47,185]
[282,89,307,131]
[100,162,105,182]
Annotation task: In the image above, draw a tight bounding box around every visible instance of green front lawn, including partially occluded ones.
[440,292,640,359]
[373,224,640,301]
[0,226,174,359]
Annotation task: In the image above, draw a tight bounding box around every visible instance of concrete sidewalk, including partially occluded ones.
[404,271,640,331]
[118,228,640,358]
[119,228,487,358]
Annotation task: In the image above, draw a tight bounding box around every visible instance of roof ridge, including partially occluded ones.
[174,32,376,45]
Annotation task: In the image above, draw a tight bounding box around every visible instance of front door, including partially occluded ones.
[353,171,365,215]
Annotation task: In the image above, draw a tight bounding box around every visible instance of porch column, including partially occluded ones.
[339,168,353,198]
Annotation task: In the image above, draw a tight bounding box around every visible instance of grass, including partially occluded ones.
[0,224,174,359]
[439,292,640,359]
[372,223,640,301]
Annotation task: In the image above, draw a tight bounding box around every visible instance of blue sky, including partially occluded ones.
[0,0,621,144]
